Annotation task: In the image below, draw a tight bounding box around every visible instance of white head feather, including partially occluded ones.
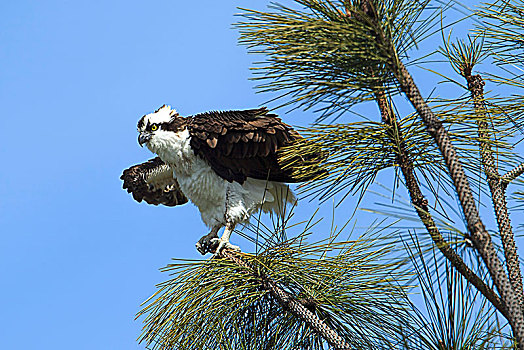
[137,105,179,132]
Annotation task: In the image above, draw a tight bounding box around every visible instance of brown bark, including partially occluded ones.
[349,0,514,329]
[395,61,524,347]
[465,73,524,314]
[374,89,509,319]
[502,162,524,187]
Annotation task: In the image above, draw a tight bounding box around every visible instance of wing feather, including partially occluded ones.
[120,157,188,207]
[188,107,305,183]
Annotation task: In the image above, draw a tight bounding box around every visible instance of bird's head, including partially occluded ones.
[137,105,183,151]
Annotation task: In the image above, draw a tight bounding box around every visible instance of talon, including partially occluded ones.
[213,240,241,257]
[195,241,206,255]
[211,221,240,257]
[196,230,220,255]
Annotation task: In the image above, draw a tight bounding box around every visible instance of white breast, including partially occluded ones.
[148,129,228,228]
[147,128,296,229]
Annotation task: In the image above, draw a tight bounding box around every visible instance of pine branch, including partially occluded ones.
[139,231,410,349]
[394,60,524,347]
[218,249,352,350]
[352,0,512,324]
[373,88,509,320]
[503,163,524,186]
[465,72,524,315]
[237,0,524,345]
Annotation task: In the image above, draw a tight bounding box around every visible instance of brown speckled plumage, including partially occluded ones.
[120,157,188,206]
[187,107,303,183]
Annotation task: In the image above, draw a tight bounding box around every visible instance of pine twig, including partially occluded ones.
[465,72,524,313]
[502,163,524,186]
[395,60,524,347]
[218,249,352,350]
[374,89,509,320]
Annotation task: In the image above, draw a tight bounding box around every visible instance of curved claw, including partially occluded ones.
[195,241,208,255]
[212,238,241,257]
[195,231,219,255]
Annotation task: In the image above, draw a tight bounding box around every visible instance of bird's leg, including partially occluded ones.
[195,226,220,255]
[210,186,241,256]
[212,221,240,256]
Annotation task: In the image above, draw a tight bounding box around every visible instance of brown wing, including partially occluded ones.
[120,157,188,206]
[187,108,306,184]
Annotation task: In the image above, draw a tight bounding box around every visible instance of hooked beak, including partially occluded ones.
[138,132,152,147]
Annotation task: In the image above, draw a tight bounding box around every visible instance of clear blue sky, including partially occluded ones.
[0,1,269,348]
[1,1,522,349]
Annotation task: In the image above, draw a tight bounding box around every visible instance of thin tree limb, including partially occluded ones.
[465,72,524,314]
[394,60,524,347]
[351,0,511,323]
[218,249,352,350]
[502,162,524,186]
[373,88,509,320]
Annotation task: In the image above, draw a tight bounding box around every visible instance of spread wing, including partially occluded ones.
[120,157,188,206]
[188,108,303,183]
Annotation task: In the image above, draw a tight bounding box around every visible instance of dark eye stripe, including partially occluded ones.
[137,116,146,129]
[144,121,155,132]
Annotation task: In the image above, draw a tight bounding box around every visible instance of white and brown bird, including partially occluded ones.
[121,105,322,255]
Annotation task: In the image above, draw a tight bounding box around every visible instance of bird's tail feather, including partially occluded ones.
[261,182,296,217]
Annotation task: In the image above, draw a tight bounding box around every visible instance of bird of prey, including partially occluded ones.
[121,105,321,255]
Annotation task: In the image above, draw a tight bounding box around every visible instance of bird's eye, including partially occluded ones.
[151,124,159,131]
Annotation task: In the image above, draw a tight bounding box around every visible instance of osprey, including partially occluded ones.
[121,105,321,255]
